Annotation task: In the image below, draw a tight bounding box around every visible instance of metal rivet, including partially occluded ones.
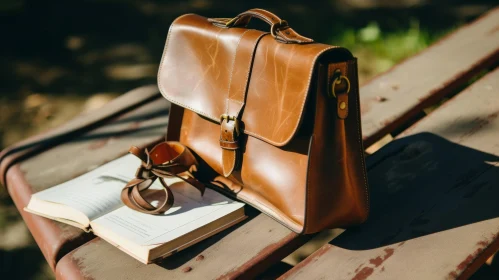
[339,102,346,110]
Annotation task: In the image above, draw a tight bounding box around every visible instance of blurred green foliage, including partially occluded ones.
[334,20,454,79]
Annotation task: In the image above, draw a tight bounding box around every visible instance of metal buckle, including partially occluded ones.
[225,17,238,27]
[331,75,351,98]
[220,114,240,136]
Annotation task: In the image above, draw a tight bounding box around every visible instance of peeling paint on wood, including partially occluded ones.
[487,25,499,35]
[375,96,387,102]
[195,255,204,261]
[87,139,109,150]
[369,248,394,268]
[351,267,374,280]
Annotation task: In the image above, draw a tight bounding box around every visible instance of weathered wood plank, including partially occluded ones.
[10,89,307,277]
[21,99,170,193]
[5,95,170,269]
[10,6,499,278]
[280,68,499,279]
[0,85,161,186]
[55,210,309,280]
[360,7,499,147]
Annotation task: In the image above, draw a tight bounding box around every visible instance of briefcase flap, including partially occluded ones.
[158,13,352,146]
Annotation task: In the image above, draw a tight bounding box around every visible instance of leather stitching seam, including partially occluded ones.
[352,60,370,219]
[225,29,252,114]
[245,10,276,25]
[305,134,314,234]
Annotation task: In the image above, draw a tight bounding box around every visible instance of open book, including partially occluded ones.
[24,154,246,264]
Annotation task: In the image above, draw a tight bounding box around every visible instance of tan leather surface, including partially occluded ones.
[158,13,351,146]
[181,109,309,232]
[303,60,369,233]
[165,103,184,141]
[160,9,369,233]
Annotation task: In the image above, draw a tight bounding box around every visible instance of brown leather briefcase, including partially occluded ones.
[158,8,369,234]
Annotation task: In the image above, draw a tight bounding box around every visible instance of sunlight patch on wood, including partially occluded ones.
[366,134,393,154]
[105,64,158,80]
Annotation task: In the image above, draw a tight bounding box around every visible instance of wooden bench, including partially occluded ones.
[1,6,498,280]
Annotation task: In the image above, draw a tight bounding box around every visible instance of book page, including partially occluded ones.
[34,154,140,221]
[91,182,244,246]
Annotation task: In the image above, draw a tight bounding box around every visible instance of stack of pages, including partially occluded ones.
[25,154,246,264]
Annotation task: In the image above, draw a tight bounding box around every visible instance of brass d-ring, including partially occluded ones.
[270,20,288,38]
[331,75,350,98]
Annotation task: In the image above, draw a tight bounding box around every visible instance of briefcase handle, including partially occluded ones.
[209,8,313,44]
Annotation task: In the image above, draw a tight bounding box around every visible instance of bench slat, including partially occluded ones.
[5,93,169,269]
[8,89,308,277]
[0,85,161,185]
[360,7,499,147]
[55,212,308,280]
[280,67,499,279]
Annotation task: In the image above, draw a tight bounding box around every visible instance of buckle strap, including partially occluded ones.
[121,142,205,214]
[219,30,266,177]
[220,115,240,177]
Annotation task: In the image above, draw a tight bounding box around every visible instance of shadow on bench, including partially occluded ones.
[281,132,499,279]
[335,132,499,250]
